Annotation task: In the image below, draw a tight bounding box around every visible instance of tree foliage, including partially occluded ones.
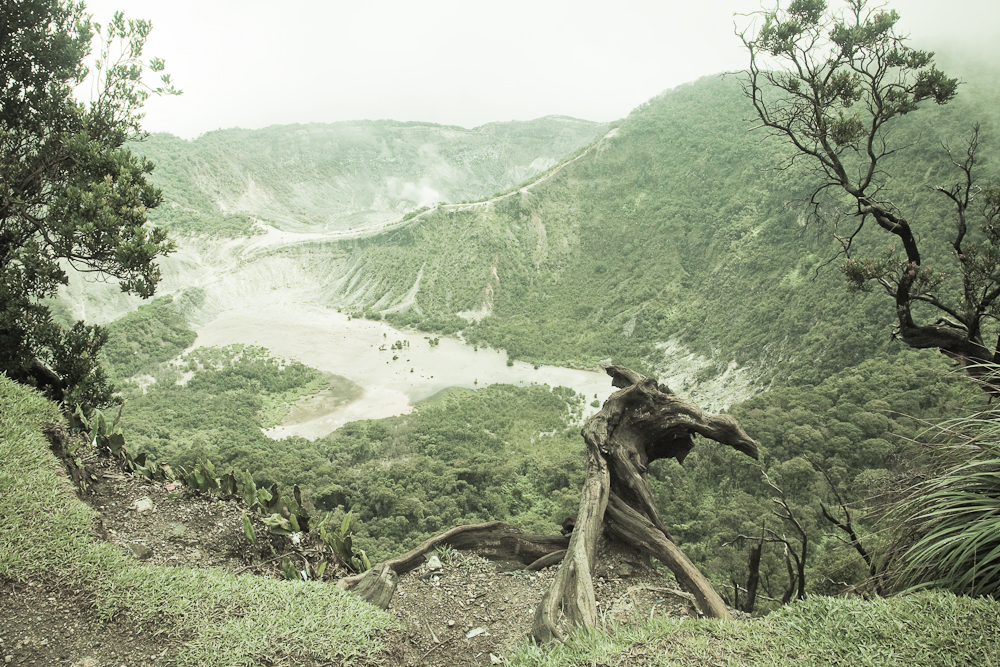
[740,0,1000,378]
[0,0,178,407]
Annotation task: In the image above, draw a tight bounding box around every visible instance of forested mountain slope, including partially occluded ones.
[233,59,995,390]
[137,116,609,233]
[33,44,1000,656]
[101,50,1000,398]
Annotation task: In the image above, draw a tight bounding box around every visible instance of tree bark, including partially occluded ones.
[338,521,569,606]
[530,366,758,642]
[338,365,758,641]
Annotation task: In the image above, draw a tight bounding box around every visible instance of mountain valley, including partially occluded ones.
[8,21,1000,665]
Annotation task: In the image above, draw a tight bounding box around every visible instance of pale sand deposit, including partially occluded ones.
[192,301,613,440]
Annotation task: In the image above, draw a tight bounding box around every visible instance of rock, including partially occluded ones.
[426,555,443,570]
[131,497,153,512]
[127,543,153,560]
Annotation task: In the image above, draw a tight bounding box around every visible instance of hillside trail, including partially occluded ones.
[1,445,708,667]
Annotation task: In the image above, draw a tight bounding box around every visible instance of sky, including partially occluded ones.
[78,0,1000,139]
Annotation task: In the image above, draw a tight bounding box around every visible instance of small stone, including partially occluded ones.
[131,497,153,512]
[127,543,153,560]
[447,620,455,627]
[426,555,443,570]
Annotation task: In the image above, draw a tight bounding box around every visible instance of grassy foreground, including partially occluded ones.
[4,373,1000,666]
[0,374,393,667]
[510,593,1000,666]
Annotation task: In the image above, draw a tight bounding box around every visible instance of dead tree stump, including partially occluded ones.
[531,366,758,643]
[337,365,757,637]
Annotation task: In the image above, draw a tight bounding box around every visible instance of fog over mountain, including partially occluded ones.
[81,0,1000,139]
[137,117,609,232]
[61,48,1000,409]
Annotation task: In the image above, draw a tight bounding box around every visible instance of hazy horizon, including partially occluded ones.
[80,0,1000,139]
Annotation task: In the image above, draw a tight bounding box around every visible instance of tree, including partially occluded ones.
[1,0,179,408]
[739,0,1000,381]
[337,366,759,642]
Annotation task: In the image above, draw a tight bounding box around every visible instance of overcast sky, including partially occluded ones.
[78,0,1000,139]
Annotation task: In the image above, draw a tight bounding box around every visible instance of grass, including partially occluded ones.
[7,372,1000,666]
[507,593,1000,667]
[0,374,395,666]
[884,409,1000,597]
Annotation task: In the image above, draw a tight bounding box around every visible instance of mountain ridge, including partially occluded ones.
[136,115,611,233]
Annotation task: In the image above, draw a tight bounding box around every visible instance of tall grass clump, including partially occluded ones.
[882,404,1000,598]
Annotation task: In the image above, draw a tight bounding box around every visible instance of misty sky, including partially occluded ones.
[79,0,1000,139]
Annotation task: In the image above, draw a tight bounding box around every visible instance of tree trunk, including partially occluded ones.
[742,529,764,614]
[530,366,758,642]
[337,366,758,642]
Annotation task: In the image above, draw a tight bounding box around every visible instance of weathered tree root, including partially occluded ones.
[338,521,569,607]
[531,366,758,642]
[338,366,757,631]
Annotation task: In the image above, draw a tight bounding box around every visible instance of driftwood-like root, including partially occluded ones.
[530,366,758,642]
[339,521,569,608]
[351,562,398,610]
[527,550,567,571]
[605,493,728,617]
[531,453,609,643]
[338,366,757,630]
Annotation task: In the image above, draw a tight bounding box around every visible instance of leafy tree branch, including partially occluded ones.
[739,0,1000,381]
[1,0,179,408]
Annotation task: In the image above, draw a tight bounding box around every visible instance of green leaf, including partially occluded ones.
[242,513,256,543]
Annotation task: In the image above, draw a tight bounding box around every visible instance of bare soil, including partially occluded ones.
[2,451,705,667]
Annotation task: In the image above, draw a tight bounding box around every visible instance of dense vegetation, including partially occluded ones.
[111,284,984,601]
[102,43,1000,602]
[118,339,589,560]
[1,3,178,409]
[101,292,200,381]
[8,372,1000,664]
[657,349,981,608]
